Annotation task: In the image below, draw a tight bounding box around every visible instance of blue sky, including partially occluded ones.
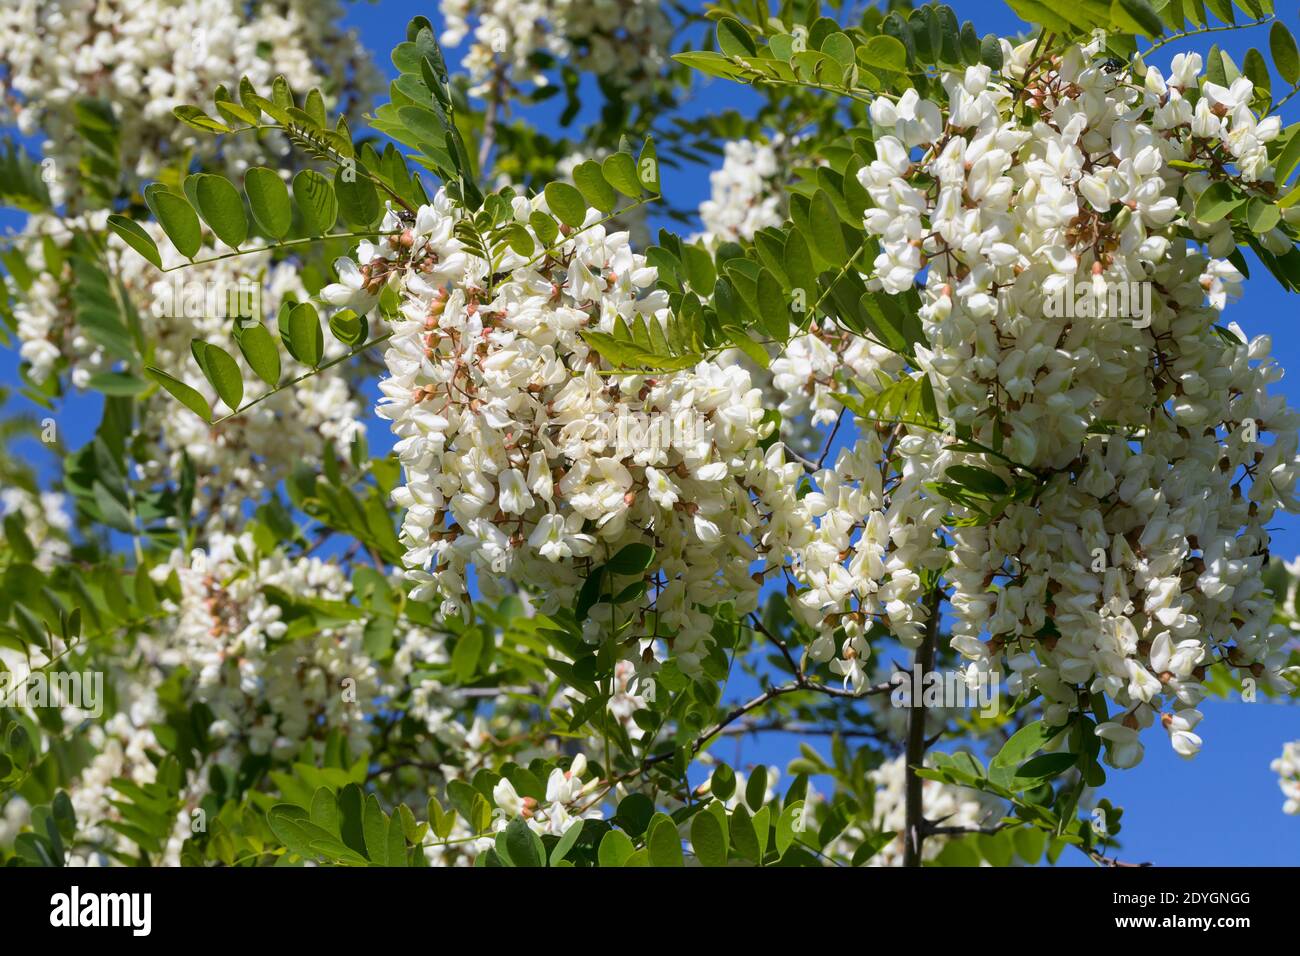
[2,0,1297,865]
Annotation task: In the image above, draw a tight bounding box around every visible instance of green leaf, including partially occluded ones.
[362,795,389,865]
[614,794,656,837]
[681,243,716,293]
[530,210,559,246]
[1193,181,1244,223]
[711,764,736,802]
[647,817,684,867]
[607,542,654,576]
[451,628,483,681]
[690,811,727,867]
[145,367,211,422]
[190,173,248,248]
[756,267,790,341]
[284,302,324,366]
[977,832,1014,867]
[1014,752,1078,783]
[1114,0,1165,38]
[597,829,635,867]
[725,326,770,368]
[716,17,756,57]
[328,308,368,346]
[729,804,761,862]
[144,184,203,259]
[500,817,545,867]
[637,137,660,194]
[572,160,616,213]
[236,323,281,387]
[549,819,586,866]
[775,801,804,858]
[979,33,1003,70]
[944,464,1009,496]
[1275,129,1300,185]
[335,167,380,227]
[821,31,856,68]
[1272,21,1300,86]
[3,515,34,563]
[861,34,909,72]
[809,190,847,264]
[991,721,1058,772]
[106,215,162,268]
[1243,47,1271,102]
[745,766,768,811]
[601,152,642,198]
[1013,825,1047,864]
[190,341,244,412]
[244,167,292,239]
[173,105,230,133]
[386,813,407,867]
[293,169,338,234]
[544,181,587,228]
[1247,197,1281,233]
[671,50,748,81]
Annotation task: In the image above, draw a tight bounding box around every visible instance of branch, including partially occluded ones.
[1088,849,1153,868]
[1139,15,1273,59]
[584,675,892,808]
[156,230,399,273]
[713,718,889,742]
[903,583,943,867]
[207,331,393,427]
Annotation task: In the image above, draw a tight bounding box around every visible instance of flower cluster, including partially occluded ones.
[439,0,671,100]
[765,43,1300,766]
[0,0,379,207]
[360,190,776,688]
[694,139,785,249]
[46,529,482,864]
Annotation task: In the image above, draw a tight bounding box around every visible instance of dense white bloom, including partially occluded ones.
[695,139,785,248]
[366,188,783,688]
[0,0,378,206]
[819,45,1300,765]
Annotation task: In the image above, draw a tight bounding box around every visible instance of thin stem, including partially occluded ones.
[1139,15,1273,59]
[157,231,399,273]
[208,331,393,426]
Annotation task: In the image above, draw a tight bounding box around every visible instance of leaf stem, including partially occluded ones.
[209,330,394,426]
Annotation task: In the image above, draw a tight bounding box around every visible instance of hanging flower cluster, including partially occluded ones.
[757,43,1300,768]
[353,190,776,689]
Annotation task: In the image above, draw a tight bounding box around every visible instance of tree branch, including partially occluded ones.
[903,583,943,867]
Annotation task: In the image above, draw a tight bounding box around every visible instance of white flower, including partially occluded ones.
[1096,722,1145,769]
[1162,710,1203,758]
